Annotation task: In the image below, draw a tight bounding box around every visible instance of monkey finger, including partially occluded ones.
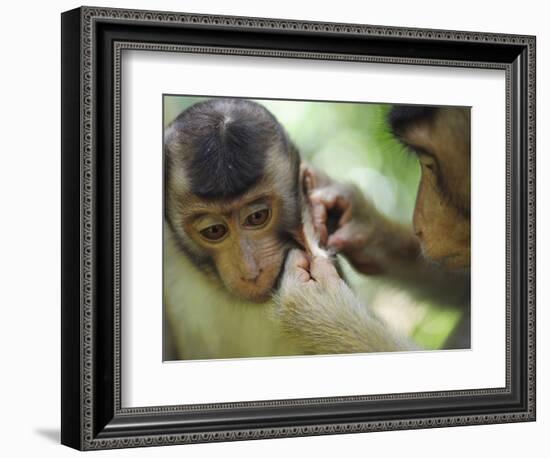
[310,188,345,241]
[312,202,329,245]
[310,256,341,285]
[309,188,338,209]
[302,164,333,190]
[285,248,309,268]
[327,224,366,252]
[294,267,312,283]
[284,249,312,283]
[311,188,352,226]
[335,195,353,226]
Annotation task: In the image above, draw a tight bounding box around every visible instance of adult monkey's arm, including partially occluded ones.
[306,167,470,309]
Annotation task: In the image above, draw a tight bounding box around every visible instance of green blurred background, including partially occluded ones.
[164,96,463,350]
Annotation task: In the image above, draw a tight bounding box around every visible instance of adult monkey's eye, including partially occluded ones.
[200,224,228,241]
[244,208,271,227]
[419,154,437,172]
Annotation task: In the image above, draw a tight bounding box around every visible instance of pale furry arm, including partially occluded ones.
[272,250,417,354]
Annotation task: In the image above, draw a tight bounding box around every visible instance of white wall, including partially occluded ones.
[0,0,545,456]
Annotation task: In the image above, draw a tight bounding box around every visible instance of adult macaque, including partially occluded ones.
[163,98,414,360]
[276,105,471,349]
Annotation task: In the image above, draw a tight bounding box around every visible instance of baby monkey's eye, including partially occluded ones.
[244,209,271,227]
[200,224,228,241]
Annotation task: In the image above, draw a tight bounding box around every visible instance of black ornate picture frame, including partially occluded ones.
[61,6,536,450]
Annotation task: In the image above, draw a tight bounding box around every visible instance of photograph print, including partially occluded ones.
[163,95,471,361]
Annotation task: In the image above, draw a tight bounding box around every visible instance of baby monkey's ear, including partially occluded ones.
[300,164,346,243]
[300,163,332,196]
[292,163,331,259]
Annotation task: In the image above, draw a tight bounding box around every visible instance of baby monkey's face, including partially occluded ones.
[182,185,295,302]
[164,98,303,302]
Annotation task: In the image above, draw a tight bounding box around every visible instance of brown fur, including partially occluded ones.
[398,107,471,271]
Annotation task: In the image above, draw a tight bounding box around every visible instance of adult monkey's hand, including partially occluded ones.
[303,166,421,276]
[272,249,415,354]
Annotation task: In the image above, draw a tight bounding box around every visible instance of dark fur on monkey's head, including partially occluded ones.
[165,98,296,200]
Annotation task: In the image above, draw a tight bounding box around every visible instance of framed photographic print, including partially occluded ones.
[61,6,536,450]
